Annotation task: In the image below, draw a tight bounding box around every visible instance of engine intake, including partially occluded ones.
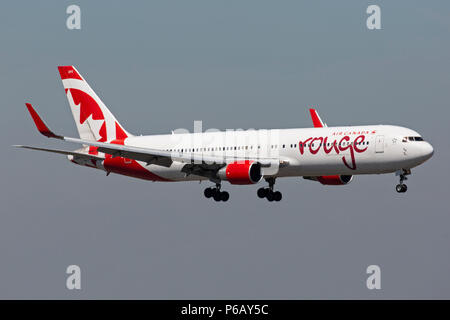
[218,161,263,185]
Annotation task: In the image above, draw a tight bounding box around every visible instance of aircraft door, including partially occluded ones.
[375,135,384,153]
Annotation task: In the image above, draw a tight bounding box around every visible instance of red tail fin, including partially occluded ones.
[58,66,132,142]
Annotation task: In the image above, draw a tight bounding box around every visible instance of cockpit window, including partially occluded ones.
[403,136,424,142]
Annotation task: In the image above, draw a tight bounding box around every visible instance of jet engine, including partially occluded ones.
[218,161,263,185]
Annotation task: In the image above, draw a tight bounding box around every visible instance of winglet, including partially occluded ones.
[25,103,62,139]
[309,108,327,128]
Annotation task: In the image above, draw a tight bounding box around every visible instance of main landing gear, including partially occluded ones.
[395,169,410,193]
[204,183,230,202]
[257,177,282,202]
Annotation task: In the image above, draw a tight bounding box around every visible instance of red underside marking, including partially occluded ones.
[89,146,98,155]
[103,157,170,181]
[103,138,170,181]
[317,175,343,185]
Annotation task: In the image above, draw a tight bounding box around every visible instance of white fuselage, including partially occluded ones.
[79,124,433,182]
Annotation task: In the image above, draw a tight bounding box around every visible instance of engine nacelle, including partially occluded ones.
[218,161,263,185]
[304,175,353,185]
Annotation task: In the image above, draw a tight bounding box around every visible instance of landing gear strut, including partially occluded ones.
[395,169,410,193]
[257,177,282,202]
[204,183,229,202]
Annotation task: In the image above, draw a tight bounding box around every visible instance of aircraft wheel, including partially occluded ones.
[396,184,407,193]
[220,191,230,202]
[266,191,274,202]
[273,191,282,202]
[257,188,267,198]
[402,184,408,192]
[213,192,222,201]
[204,187,213,198]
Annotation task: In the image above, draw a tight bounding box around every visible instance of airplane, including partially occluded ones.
[16,66,434,202]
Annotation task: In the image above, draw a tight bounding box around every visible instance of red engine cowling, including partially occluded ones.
[316,175,353,185]
[218,161,263,185]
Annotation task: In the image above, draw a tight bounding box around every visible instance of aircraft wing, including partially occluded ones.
[20,103,285,173]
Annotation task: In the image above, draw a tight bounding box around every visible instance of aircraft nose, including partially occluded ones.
[421,142,434,161]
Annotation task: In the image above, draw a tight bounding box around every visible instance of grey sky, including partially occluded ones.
[1,0,449,298]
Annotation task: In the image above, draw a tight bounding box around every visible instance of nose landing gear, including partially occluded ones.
[395,169,410,193]
[396,184,407,193]
[257,177,282,202]
[204,183,229,202]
